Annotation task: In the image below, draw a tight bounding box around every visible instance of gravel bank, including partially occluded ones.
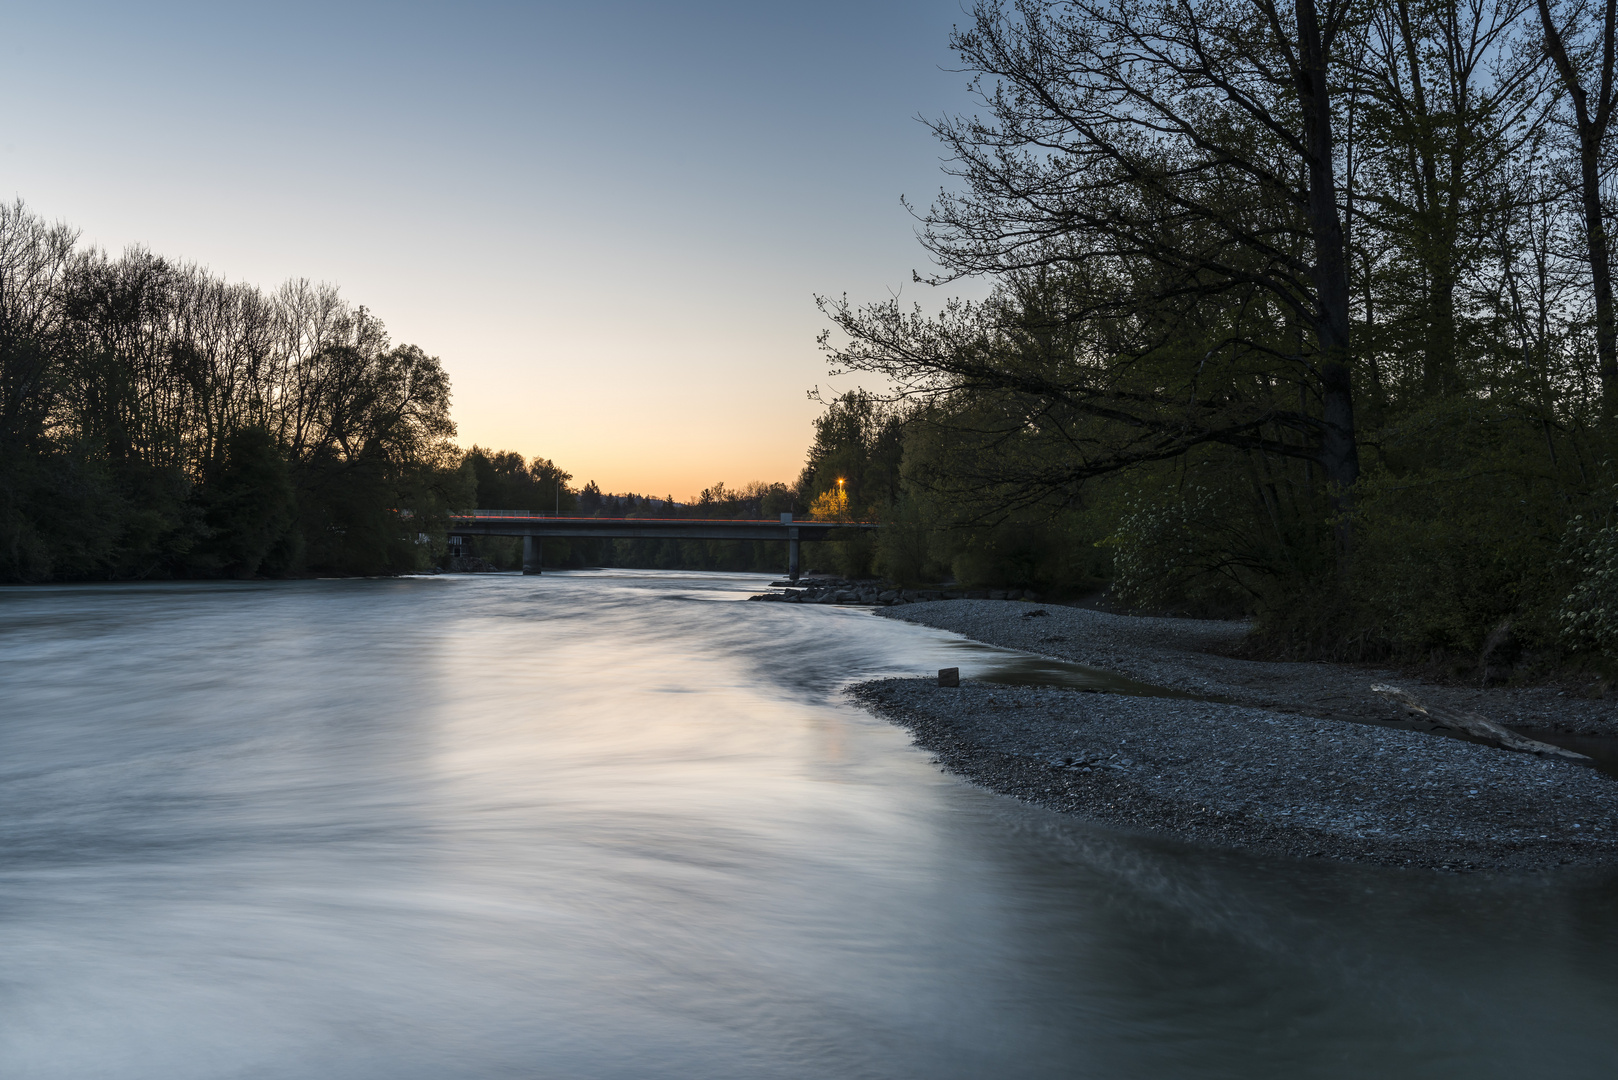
[848,600,1618,871]
[876,599,1618,736]
[853,679,1618,871]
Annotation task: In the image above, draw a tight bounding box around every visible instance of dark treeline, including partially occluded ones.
[455,452,804,573]
[805,0,1618,677]
[0,200,467,580]
[0,193,818,584]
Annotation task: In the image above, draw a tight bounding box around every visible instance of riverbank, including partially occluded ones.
[852,601,1618,871]
[875,600,1618,736]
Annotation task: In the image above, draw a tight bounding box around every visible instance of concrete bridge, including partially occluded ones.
[447,511,876,578]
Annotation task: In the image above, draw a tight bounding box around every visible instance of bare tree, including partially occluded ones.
[1537,0,1618,419]
[0,202,76,449]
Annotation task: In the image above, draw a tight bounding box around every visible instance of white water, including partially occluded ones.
[1,571,1616,1078]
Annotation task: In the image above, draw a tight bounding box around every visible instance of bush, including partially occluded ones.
[1558,510,1618,656]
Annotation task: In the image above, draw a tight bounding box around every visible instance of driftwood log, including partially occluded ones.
[1370,684,1589,761]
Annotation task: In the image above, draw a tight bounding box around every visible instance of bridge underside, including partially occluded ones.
[446,517,873,578]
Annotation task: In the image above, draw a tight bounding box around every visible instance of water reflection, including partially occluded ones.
[0,571,1615,1078]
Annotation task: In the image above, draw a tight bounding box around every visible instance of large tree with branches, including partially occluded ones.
[822,0,1365,554]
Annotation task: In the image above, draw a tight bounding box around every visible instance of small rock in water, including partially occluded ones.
[938,667,960,688]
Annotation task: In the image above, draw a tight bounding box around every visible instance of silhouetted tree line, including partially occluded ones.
[0,201,467,580]
[809,0,1618,676]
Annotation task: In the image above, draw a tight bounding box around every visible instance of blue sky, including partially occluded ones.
[2,0,986,496]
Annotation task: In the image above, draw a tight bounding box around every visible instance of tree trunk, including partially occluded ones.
[1371,685,1590,759]
[1580,137,1618,420]
[1296,0,1361,558]
[1426,275,1459,396]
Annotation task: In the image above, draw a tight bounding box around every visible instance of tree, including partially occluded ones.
[0,199,470,581]
[1355,0,1544,398]
[1536,0,1618,420]
[824,0,1366,557]
[201,425,295,577]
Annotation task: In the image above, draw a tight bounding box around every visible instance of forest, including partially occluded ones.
[0,200,470,580]
[0,198,809,582]
[786,0,1618,679]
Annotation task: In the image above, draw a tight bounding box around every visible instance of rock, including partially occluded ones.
[938,667,960,688]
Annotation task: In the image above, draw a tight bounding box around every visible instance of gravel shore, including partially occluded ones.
[877,599,1618,735]
[850,600,1618,871]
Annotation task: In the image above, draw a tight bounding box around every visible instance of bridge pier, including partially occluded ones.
[782,513,800,581]
[522,534,542,575]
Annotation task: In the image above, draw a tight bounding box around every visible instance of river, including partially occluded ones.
[1,571,1616,1078]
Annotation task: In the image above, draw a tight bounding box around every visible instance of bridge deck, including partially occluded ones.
[447,514,874,542]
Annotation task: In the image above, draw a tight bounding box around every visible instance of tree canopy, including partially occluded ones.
[813,0,1618,668]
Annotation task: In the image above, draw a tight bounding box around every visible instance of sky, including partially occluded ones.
[0,0,989,500]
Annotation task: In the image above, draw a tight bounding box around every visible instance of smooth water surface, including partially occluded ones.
[2,571,1616,1078]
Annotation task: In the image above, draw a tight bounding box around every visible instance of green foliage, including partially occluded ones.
[199,427,296,578]
[0,449,124,581]
[466,447,574,515]
[949,517,1109,594]
[873,497,938,586]
[1557,500,1618,656]
[0,201,466,582]
[797,391,903,520]
[1340,407,1571,658]
[795,0,1618,682]
[1104,484,1252,617]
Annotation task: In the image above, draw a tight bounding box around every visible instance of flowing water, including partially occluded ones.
[1,571,1616,1078]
